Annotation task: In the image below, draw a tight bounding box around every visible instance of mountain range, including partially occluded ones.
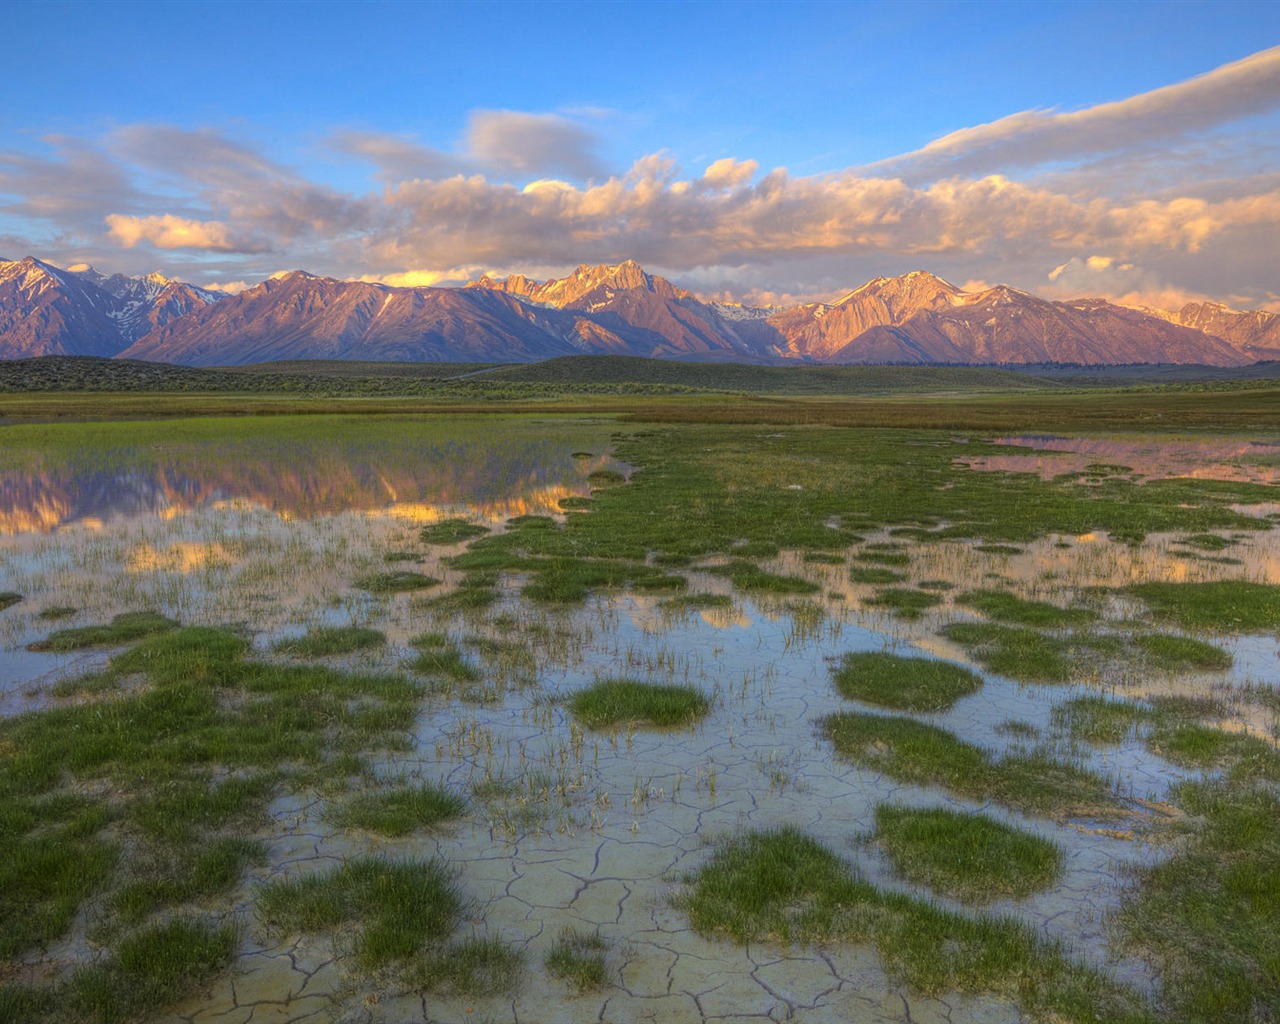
[1,254,1276,368]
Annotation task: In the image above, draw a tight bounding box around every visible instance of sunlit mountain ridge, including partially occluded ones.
[0,256,1267,367]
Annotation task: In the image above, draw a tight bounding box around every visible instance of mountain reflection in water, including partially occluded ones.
[0,437,612,536]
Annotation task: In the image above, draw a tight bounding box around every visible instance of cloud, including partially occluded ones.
[699,157,759,190]
[0,135,143,226]
[105,213,265,252]
[332,130,472,182]
[356,267,485,288]
[110,124,287,187]
[202,280,250,294]
[465,110,608,180]
[865,45,1280,183]
[1,59,1278,309]
[333,110,610,184]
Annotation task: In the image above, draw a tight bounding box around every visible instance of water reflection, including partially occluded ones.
[0,437,617,536]
[962,434,1280,484]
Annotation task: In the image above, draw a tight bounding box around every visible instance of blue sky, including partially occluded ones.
[2,0,1278,308]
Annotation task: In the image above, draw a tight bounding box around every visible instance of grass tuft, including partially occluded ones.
[958,589,1096,628]
[420,518,490,544]
[545,928,610,992]
[1127,581,1280,632]
[273,626,385,657]
[330,782,466,837]
[679,827,1148,1023]
[866,588,941,619]
[822,711,1118,818]
[1133,633,1233,671]
[568,679,710,729]
[708,560,819,595]
[872,805,1063,902]
[849,565,904,584]
[27,611,178,652]
[831,651,982,712]
[257,857,462,969]
[355,571,440,593]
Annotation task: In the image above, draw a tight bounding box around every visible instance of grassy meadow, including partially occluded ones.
[0,358,1278,1023]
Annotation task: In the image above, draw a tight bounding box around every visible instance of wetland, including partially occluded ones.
[1,395,1278,1024]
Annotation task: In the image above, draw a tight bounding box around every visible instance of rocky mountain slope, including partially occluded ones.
[0,257,221,358]
[1146,301,1280,361]
[0,256,1266,367]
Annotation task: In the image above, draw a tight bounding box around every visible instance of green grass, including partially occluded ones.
[1133,633,1233,671]
[420,518,490,544]
[1127,581,1280,632]
[957,589,1097,628]
[409,634,480,682]
[0,811,117,957]
[0,593,20,612]
[1117,781,1280,1023]
[1149,723,1279,771]
[587,469,626,486]
[110,838,267,927]
[942,622,1075,682]
[330,782,466,836]
[854,549,911,567]
[545,928,610,992]
[821,712,1118,818]
[1051,695,1149,745]
[257,857,462,969]
[866,588,941,620]
[872,805,1063,902]
[355,570,441,593]
[830,652,983,712]
[568,679,710,729]
[35,606,76,621]
[273,625,386,657]
[404,935,524,996]
[707,560,819,595]
[655,592,734,612]
[27,611,178,652]
[0,625,422,970]
[1175,533,1234,551]
[849,565,905,584]
[69,917,238,1024]
[679,827,1149,1024]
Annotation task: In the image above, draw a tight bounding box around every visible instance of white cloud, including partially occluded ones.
[864,45,1280,183]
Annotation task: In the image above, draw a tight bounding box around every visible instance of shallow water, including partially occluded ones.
[1,422,1278,1023]
[961,432,1280,484]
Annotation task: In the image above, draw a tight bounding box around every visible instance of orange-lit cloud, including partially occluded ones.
[106,213,256,252]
